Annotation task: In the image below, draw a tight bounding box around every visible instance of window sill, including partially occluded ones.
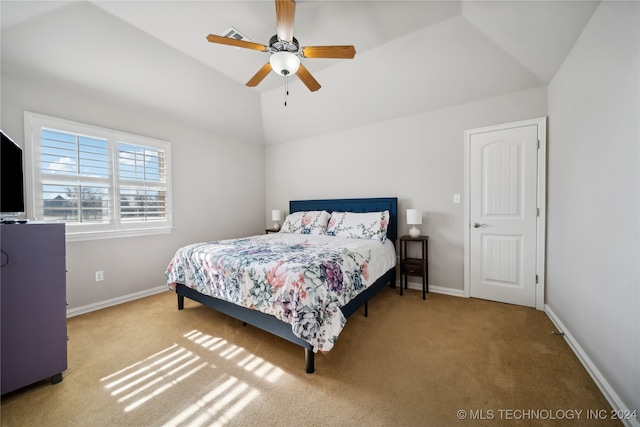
[66,226,174,242]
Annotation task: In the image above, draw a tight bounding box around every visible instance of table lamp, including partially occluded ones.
[271,210,282,231]
[407,209,422,237]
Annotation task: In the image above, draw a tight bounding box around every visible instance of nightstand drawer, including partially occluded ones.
[401,259,424,275]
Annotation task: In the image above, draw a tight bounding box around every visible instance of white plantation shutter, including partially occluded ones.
[118,142,168,222]
[39,129,111,223]
[26,112,173,241]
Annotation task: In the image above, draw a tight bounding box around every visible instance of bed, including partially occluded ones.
[165,197,398,373]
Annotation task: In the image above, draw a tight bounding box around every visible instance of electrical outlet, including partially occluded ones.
[95,271,104,282]
[453,194,461,204]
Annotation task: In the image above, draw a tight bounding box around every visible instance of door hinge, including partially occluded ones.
[536,275,539,284]
[537,208,540,217]
[537,139,540,149]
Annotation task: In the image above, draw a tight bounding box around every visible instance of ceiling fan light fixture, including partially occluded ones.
[269,51,300,76]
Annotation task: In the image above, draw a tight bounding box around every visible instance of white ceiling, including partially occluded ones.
[1,1,600,144]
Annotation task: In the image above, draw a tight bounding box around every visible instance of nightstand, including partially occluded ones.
[399,235,429,300]
[265,228,280,234]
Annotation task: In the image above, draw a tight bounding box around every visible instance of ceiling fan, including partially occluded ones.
[206,0,356,93]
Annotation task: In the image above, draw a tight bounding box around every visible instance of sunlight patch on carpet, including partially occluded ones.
[163,375,261,427]
[100,329,290,425]
[184,329,285,382]
[100,343,208,412]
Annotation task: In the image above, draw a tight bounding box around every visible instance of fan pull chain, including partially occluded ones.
[284,74,289,106]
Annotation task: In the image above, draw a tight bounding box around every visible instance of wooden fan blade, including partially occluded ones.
[206,34,268,52]
[246,63,273,87]
[296,63,321,92]
[301,45,356,59]
[276,0,296,42]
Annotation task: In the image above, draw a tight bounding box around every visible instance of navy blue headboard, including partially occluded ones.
[289,197,398,244]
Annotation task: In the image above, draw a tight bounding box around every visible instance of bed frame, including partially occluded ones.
[174,197,398,373]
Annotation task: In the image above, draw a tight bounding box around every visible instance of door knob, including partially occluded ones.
[473,223,487,228]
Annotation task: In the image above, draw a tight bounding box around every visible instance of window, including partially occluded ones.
[25,112,173,241]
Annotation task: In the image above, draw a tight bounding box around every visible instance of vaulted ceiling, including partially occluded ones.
[1,1,599,145]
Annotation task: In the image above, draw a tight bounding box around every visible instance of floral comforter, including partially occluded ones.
[165,233,396,352]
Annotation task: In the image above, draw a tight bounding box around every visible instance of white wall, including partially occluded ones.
[0,1,266,145]
[265,87,547,292]
[260,14,542,145]
[1,70,266,311]
[547,1,639,416]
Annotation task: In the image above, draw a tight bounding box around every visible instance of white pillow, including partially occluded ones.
[280,211,331,235]
[326,211,390,242]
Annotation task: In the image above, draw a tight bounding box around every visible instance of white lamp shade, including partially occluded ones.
[271,210,283,221]
[406,209,422,225]
[269,52,300,76]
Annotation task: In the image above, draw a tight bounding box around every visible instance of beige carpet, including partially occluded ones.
[1,287,619,426]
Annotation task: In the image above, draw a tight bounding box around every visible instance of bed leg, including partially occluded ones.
[364,301,368,317]
[177,294,184,310]
[305,348,315,374]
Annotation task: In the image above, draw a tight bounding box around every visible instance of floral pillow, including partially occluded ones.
[280,210,331,235]
[326,211,390,242]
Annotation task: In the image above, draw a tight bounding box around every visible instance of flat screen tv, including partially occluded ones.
[1,130,25,215]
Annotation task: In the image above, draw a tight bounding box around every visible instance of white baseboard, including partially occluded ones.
[545,305,639,427]
[428,285,465,297]
[395,280,466,298]
[69,281,466,318]
[66,285,168,318]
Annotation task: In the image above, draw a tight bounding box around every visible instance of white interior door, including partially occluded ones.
[465,119,545,308]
